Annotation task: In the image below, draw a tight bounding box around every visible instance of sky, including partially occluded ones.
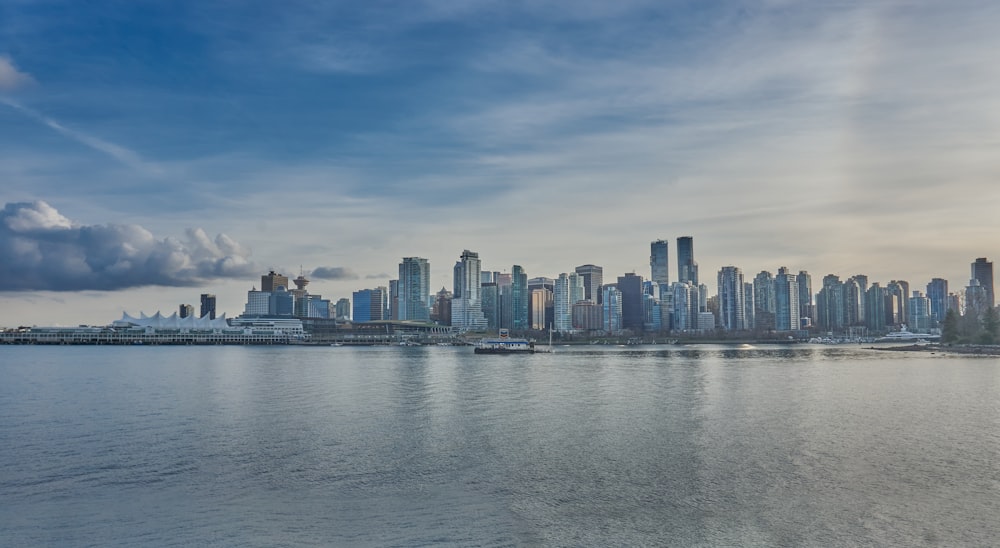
[2,0,999,326]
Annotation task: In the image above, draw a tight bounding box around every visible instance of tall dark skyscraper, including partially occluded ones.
[574,264,603,304]
[677,236,698,285]
[650,240,669,286]
[398,257,430,321]
[200,293,217,320]
[617,273,644,331]
[972,258,994,308]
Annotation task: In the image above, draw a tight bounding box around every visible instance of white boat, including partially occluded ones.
[474,328,547,354]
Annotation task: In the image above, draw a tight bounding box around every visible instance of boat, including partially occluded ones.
[474,328,545,354]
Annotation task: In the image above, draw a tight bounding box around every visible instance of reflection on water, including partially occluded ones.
[1,345,997,546]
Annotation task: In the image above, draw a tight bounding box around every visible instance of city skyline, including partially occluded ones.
[3,1,1000,325]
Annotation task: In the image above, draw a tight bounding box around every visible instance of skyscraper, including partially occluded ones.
[451,250,488,330]
[398,257,430,321]
[774,267,799,331]
[179,304,194,318]
[200,293,217,320]
[717,266,746,330]
[602,285,622,333]
[618,273,644,331]
[574,264,603,304]
[650,240,669,286]
[972,258,994,308]
[352,287,387,322]
[553,273,573,332]
[753,271,775,330]
[926,278,949,323]
[261,270,289,292]
[796,271,813,324]
[677,236,698,285]
[511,265,529,331]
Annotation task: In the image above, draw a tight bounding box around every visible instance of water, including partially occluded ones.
[1,345,998,546]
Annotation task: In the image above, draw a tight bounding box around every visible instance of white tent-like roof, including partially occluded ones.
[115,311,231,330]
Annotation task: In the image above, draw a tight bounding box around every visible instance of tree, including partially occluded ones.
[979,307,1000,345]
[942,309,959,343]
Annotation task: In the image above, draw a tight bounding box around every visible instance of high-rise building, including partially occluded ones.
[398,257,431,322]
[261,270,289,292]
[574,264,603,304]
[650,240,669,286]
[531,288,552,330]
[796,271,813,324]
[965,279,989,317]
[481,282,499,330]
[179,304,195,318]
[451,250,488,331]
[849,274,868,323]
[972,258,994,308]
[431,287,452,325]
[843,278,862,326]
[553,273,573,332]
[753,271,775,330]
[352,287,387,322]
[676,236,698,285]
[743,282,756,329]
[200,293,217,320]
[817,275,845,331]
[774,267,800,331]
[602,285,622,333]
[717,266,746,331]
[618,273,644,331]
[886,281,908,325]
[671,282,696,331]
[926,278,949,323]
[568,272,585,305]
[243,289,270,316]
[510,265,529,331]
[335,298,351,321]
[866,283,889,331]
[908,291,932,331]
[573,301,603,331]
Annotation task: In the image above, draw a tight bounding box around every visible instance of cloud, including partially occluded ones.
[0,55,34,90]
[366,273,390,280]
[0,98,164,177]
[0,201,257,291]
[310,266,359,280]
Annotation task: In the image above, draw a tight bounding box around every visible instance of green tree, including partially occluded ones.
[942,309,959,343]
[979,307,1000,345]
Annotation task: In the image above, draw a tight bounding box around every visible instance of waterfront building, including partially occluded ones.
[774,267,800,331]
[261,270,289,292]
[926,278,949,323]
[650,240,669,286]
[642,293,661,332]
[671,282,695,331]
[398,257,431,322]
[849,275,868,323]
[908,291,932,331]
[843,278,862,327]
[676,236,698,285]
[574,264,603,304]
[618,273,644,331]
[717,266,747,331]
[352,287,387,322]
[743,282,756,329]
[972,258,994,308]
[269,286,295,316]
[753,271,776,331]
[697,311,716,332]
[388,280,399,320]
[530,288,553,330]
[451,250,488,331]
[602,285,623,333]
[553,274,573,332]
[179,304,194,318]
[887,281,909,326]
[965,279,989,318]
[481,282,499,330]
[431,287,452,325]
[817,275,845,331]
[510,265,529,331]
[335,298,351,321]
[865,283,888,331]
[572,300,603,331]
[796,271,813,325]
[200,293,217,320]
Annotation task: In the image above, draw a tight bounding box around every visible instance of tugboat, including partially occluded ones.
[474,328,540,354]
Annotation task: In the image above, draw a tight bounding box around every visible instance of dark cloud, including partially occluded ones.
[366,273,390,279]
[0,201,256,291]
[310,266,359,280]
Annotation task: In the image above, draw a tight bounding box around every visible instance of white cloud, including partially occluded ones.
[0,55,34,90]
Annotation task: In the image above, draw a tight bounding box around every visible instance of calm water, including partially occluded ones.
[1,345,998,546]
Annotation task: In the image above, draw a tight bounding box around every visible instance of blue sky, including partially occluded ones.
[2,0,999,325]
